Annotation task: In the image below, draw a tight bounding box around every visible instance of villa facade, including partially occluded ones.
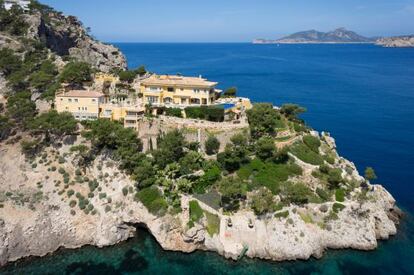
[140,74,221,107]
[54,74,250,129]
[55,90,104,121]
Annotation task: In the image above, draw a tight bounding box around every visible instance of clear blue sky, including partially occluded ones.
[42,0,414,42]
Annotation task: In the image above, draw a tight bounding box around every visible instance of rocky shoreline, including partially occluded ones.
[0,133,402,267]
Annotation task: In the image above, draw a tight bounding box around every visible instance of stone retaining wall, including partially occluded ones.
[135,116,249,152]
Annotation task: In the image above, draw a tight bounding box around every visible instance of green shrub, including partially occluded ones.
[335,189,345,202]
[333,202,345,213]
[328,169,343,189]
[282,182,313,205]
[205,136,220,155]
[245,161,302,194]
[293,122,307,133]
[193,165,221,194]
[59,61,92,85]
[88,180,99,192]
[303,135,321,152]
[223,87,237,97]
[325,155,335,165]
[316,187,330,201]
[105,205,111,213]
[58,167,65,174]
[78,199,87,210]
[275,210,289,219]
[135,187,168,216]
[75,169,82,176]
[290,142,324,165]
[58,156,65,164]
[189,200,204,223]
[250,187,275,215]
[69,200,77,208]
[99,193,107,199]
[67,189,75,197]
[246,103,280,139]
[165,108,182,118]
[185,106,224,122]
[122,187,129,196]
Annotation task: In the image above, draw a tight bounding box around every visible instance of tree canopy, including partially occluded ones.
[280,104,306,121]
[29,110,77,138]
[153,130,186,169]
[59,62,93,85]
[246,103,280,139]
[205,135,220,155]
[223,87,237,97]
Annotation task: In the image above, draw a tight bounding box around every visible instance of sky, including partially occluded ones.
[41,0,414,42]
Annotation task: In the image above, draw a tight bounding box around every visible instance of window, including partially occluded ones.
[147,96,159,103]
[68,99,72,102]
[75,99,78,102]
[60,98,63,101]
[78,107,81,111]
[193,89,200,93]
[167,87,174,92]
[149,86,159,91]
[92,99,96,102]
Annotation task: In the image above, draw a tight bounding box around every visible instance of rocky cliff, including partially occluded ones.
[0,133,401,266]
[1,5,126,72]
[376,36,414,48]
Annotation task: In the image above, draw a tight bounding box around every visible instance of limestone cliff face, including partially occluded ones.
[23,11,127,72]
[376,36,414,48]
[0,134,401,267]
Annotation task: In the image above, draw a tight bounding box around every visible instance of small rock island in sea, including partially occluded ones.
[0,1,403,267]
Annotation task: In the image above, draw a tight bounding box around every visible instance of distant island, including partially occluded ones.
[253,28,374,44]
[376,35,414,48]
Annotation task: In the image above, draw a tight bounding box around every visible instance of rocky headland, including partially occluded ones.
[0,131,402,266]
[0,1,403,269]
[376,36,414,48]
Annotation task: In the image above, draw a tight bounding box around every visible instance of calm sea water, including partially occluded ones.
[3,43,414,274]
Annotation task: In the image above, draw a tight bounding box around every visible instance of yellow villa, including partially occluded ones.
[55,90,104,121]
[140,74,221,107]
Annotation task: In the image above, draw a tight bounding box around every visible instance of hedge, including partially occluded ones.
[165,108,183,118]
[185,106,224,122]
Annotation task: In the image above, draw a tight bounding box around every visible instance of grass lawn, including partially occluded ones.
[205,211,220,236]
[189,200,204,223]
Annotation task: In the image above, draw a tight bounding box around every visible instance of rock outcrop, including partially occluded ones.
[0,133,401,267]
[23,11,127,72]
[376,36,414,48]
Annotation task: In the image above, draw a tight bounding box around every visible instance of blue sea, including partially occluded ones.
[3,43,414,274]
